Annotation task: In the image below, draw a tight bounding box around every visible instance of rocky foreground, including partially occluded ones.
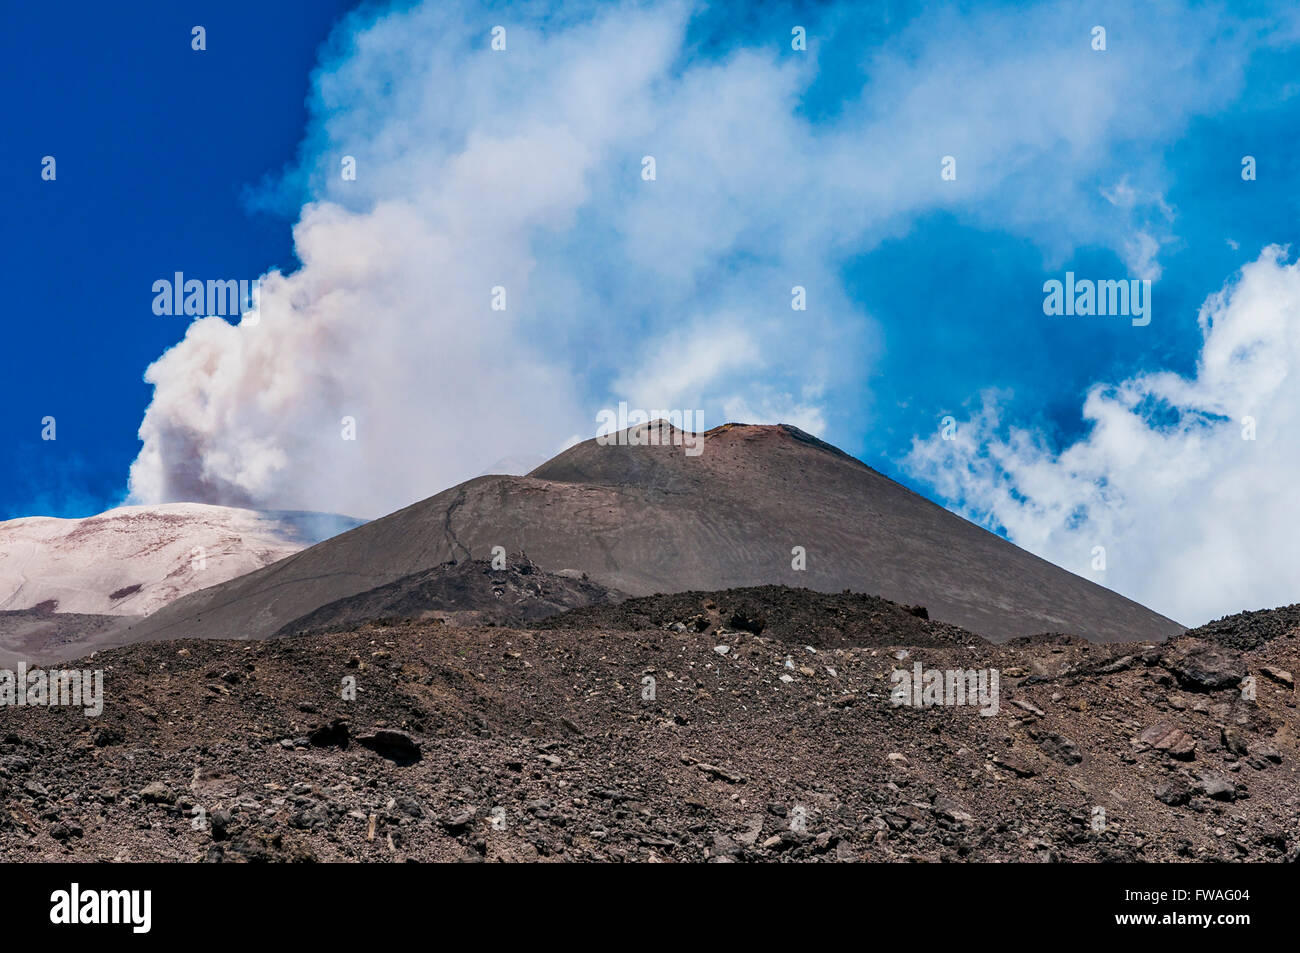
[0,588,1296,862]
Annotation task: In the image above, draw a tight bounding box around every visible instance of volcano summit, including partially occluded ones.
[50,421,1185,664]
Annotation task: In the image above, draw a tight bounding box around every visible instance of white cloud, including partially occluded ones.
[129,0,1273,517]
[1100,179,1174,280]
[613,320,761,412]
[1123,230,1164,281]
[905,247,1300,625]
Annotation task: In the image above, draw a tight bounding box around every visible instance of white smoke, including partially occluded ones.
[905,247,1300,626]
[129,0,1264,518]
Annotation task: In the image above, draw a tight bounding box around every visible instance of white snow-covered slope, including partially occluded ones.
[0,503,363,616]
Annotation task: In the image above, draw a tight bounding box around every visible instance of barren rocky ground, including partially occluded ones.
[276,554,625,637]
[2,587,1296,863]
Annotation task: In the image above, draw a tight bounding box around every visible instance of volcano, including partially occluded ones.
[50,421,1182,662]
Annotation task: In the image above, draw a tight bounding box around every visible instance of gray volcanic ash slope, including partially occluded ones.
[75,422,1180,662]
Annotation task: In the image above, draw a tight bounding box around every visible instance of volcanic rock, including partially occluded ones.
[1159,640,1246,692]
[355,729,422,765]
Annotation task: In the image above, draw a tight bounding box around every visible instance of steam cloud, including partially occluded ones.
[130,0,1263,518]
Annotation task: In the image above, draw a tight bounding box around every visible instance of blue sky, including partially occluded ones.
[5,0,1300,623]
[0,0,356,518]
